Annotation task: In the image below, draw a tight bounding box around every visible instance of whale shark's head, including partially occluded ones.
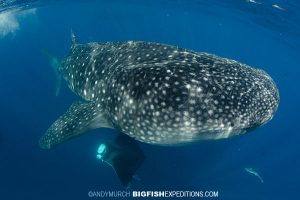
[250,68,279,126]
[99,47,280,144]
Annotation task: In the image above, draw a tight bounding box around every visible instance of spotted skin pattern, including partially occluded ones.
[39,39,279,148]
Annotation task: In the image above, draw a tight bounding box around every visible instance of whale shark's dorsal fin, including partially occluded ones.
[70,29,77,46]
[39,101,114,149]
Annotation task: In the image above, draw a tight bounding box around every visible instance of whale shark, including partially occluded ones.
[39,33,279,149]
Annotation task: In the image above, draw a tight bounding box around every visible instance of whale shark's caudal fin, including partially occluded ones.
[39,101,113,149]
[70,29,77,46]
[42,49,62,96]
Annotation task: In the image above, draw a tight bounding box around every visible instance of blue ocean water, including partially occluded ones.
[0,0,299,199]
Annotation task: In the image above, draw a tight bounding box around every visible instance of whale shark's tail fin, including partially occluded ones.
[42,49,62,96]
[71,29,77,47]
[96,133,146,188]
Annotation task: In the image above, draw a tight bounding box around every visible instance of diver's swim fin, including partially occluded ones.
[97,133,145,187]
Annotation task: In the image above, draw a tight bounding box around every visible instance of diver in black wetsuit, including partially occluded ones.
[96,133,145,187]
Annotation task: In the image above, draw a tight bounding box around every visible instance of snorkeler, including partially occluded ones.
[96,133,145,188]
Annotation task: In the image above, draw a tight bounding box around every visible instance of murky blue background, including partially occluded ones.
[0,0,299,199]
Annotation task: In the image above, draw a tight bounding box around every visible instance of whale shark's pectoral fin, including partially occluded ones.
[39,101,113,149]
